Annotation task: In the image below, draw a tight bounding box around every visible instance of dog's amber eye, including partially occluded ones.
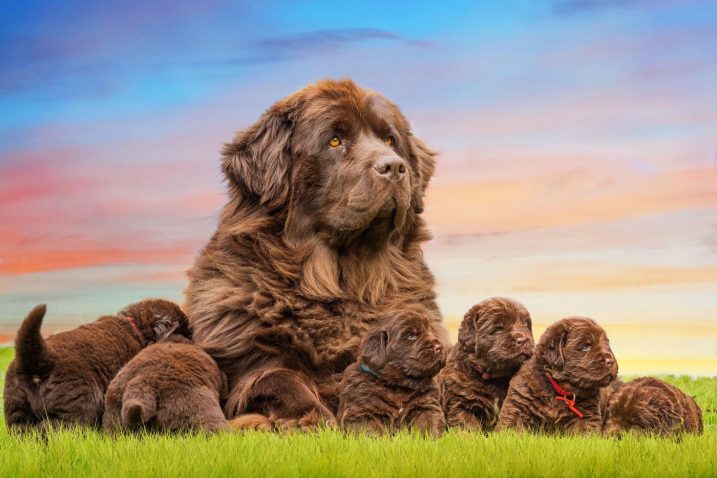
[385,136,394,147]
[329,135,341,147]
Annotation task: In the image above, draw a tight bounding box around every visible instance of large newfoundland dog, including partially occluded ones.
[185,79,445,428]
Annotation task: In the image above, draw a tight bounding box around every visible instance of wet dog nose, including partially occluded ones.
[514,334,528,346]
[433,343,443,355]
[374,156,406,181]
[605,356,615,368]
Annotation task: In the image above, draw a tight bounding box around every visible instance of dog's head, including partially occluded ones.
[359,311,445,389]
[537,317,617,393]
[457,297,534,378]
[120,299,192,344]
[221,79,435,248]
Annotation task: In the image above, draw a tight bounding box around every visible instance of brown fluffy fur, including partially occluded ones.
[438,297,534,432]
[103,338,228,433]
[337,311,446,436]
[185,79,445,427]
[3,300,191,433]
[496,317,618,434]
[602,377,703,436]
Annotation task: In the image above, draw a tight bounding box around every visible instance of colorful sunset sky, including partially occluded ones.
[1,1,716,374]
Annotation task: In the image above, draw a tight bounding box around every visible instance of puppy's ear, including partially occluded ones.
[222,98,299,210]
[361,328,389,370]
[457,305,479,352]
[408,134,436,214]
[542,324,568,370]
[152,317,181,342]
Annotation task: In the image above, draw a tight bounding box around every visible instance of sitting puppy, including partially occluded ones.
[337,310,447,436]
[602,377,703,436]
[4,299,191,433]
[438,297,534,431]
[496,317,618,434]
[103,338,228,433]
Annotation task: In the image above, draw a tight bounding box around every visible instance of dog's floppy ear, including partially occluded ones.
[222,99,299,210]
[541,322,568,370]
[152,316,181,342]
[457,305,480,352]
[408,134,437,214]
[361,328,389,370]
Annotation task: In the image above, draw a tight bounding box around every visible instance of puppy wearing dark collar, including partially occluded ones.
[337,310,447,436]
[438,297,534,431]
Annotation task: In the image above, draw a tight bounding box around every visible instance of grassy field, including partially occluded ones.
[1,347,715,477]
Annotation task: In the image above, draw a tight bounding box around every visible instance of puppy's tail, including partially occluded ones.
[121,387,157,428]
[14,304,54,376]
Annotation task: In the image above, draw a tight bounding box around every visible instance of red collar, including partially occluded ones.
[545,373,584,419]
[124,316,142,337]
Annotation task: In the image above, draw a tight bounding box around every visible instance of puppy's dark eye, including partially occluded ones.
[493,325,504,334]
[328,135,341,147]
[579,343,591,352]
[385,136,395,147]
[405,332,418,341]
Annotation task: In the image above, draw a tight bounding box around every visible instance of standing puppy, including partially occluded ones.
[496,317,618,434]
[337,311,447,436]
[103,338,228,433]
[3,300,191,433]
[438,297,534,431]
[602,377,702,436]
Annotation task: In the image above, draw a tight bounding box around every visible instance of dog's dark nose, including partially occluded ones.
[433,342,443,355]
[515,335,528,346]
[374,156,406,181]
[605,356,615,368]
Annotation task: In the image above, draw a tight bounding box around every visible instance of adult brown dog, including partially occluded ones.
[185,79,444,429]
[438,297,534,431]
[602,377,703,436]
[336,311,446,436]
[3,300,191,433]
[496,317,618,434]
[103,338,228,434]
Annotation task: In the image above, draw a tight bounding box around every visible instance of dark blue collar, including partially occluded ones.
[359,363,379,378]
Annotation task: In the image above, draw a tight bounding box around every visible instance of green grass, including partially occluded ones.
[1,347,715,477]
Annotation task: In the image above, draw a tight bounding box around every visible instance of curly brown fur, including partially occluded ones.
[185,79,445,427]
[3,300,191,433]
[336,311,446,437]
[496,317,618,434]
[438,297,534,432]
[103,338,228,433]
[602,377,703,436]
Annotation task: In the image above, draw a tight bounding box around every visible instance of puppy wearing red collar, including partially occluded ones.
[496,317,618,434]
[3,299,191,433]
[438,297,534,431]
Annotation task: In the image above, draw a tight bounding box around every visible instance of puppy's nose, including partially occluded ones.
[374,156,406,181]
[433,343,443,355]
[605,356,615,368]
[514,335,529,346]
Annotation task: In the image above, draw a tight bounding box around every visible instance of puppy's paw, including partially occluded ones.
[275,407,336,432]
[228,413,274,431]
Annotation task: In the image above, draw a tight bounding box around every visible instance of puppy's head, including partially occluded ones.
[537,317,617,392]
[360,311,445,388]
[120,299,192,344]
[457,297,534,378]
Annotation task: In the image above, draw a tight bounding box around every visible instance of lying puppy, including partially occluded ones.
[438,297,534,431]
[602,377,703,436]
[496,317,618,434]
[337,310,447,436]
[4,299,191,432]
[103,338,228,433]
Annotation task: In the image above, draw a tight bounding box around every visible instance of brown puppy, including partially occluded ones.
[496,317,618,434]
[4,300,191,433]
[602,377,703,436]
[336,311,446,436]
[103,338,228,433]
[438,298,534,431]
[185,79,445,429]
